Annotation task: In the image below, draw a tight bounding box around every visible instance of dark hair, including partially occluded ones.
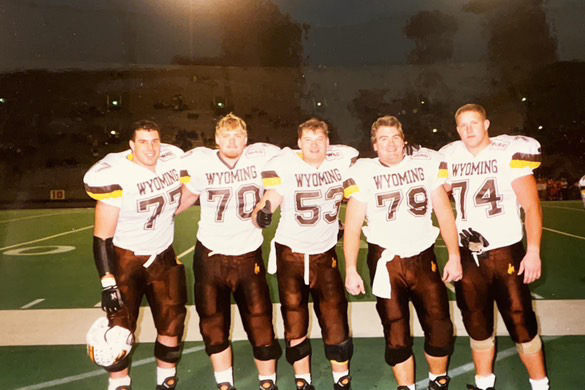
[131,120,161,140]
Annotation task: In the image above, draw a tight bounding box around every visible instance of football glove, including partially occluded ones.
[256,200,273,228]
[459,228,489,253]
[101,278,124,314]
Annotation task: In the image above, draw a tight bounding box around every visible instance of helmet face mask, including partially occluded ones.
[86,317,134,367]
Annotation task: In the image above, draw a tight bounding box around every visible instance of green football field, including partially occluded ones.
[0,201,584,389]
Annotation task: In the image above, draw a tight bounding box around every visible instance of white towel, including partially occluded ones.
[303,253,310,285]
[142,253,157,268]
[371,249,396,299]
[267,238,277,274]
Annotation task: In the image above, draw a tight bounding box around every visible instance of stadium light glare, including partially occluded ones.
[538,126,543,130]
[432,128,438,133]
[521,97,527,102]
[0,97,5,103]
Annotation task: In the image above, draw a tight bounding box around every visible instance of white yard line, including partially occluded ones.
[20,299,45,309]
[0,225,94,251]
[0,210,86,224]
[176,246,195,259]
[14,345,205,390]
[542,227,585,241]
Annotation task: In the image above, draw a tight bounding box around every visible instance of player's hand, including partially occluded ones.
[459,228,489,251]
[442,256,463,283]
[518,250,541,284]
[345,269,366,296]
[101,285,124,314]
[337,220,345,241]
[256,200,273,228]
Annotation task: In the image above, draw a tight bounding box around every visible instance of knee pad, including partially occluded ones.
[516,335,542,355]
[470,334,495,351]
[253,339,282,361]
[104,356,130,373]
[154,341,182,364]
[424,338,453,358]
[324,338,353,363]
[286,338,312,364]
[205,340,231,356]
[384,346,412,366]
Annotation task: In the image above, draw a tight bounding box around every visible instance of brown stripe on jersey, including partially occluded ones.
[180,169,190,178]
[261,170,280,179]
[84,183,123,200]
[343,178,356,189]
[511,152,541,163]
[439,161,447,170]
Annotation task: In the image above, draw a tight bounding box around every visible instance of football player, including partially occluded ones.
[579,176,585,206]
[343,116,462,390]
[177,113,282,390]
[251,118,358,390]
[84,120,187,390]
[440,104,549,390]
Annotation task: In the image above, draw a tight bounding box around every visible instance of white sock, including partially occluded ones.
[529,377,550,390]
[333,370,349,383]
[295,373,312,384]
[429,372,446,381]
[476,373,496,389]
[214,367,234,386]
[157,366,176,385]
[259,373,276,383]
[108,376,131,390]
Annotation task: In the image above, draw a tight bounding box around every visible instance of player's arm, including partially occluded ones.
[93,201,124,314]
[251,189,283,228]
[512,174,542,284]
[431,185,462,283]
[343,197,367,295]
[175,185,199,215]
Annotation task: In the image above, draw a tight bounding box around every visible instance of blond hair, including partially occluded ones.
[215,113,248,136]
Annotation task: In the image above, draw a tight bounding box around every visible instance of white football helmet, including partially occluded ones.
[86,317,134,367]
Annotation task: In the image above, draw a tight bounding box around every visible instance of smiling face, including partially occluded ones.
[372,125,405,166]
[216,126,248,160]
[129,129,161,171]
[298,127,329,167]
[455,109,491,154]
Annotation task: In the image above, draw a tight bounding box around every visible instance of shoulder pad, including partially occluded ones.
[245,143,280,159]
[326,145,359,161]
[410,147,441,161]
[438,140,461,156]
[84,153,126,200]
[159,144,184,162]
[499,135,541,169]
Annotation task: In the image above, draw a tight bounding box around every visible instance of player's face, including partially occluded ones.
[216,127,247,160]
[456,110,491,153]
[129,129,161,171]
[298,129,329,166]
[373,126,405,166]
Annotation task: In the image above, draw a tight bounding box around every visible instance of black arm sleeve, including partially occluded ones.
[93,236,117,278]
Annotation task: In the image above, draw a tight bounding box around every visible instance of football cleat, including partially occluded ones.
[428,375,450,389]
[295,378,315,390]
[86,317,133,367]
[397,387,412,390]
[217,383,236,390]
[156,376,178,389]
[334,374,352,389]
[115,387,132,390]
[466,385,495,390]
[259,379,278,390]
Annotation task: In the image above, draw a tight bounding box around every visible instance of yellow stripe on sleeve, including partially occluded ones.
[510,160,541,169]
[438,168,449,178]
[86,189,124,201]
[263,177,282,187]
[343,184,360,199]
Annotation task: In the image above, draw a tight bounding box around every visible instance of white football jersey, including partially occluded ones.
[440,134,541,250]
[180,143,280,255]
[84,144,184,255]
[263,145,358,254]
[345,148,445,257]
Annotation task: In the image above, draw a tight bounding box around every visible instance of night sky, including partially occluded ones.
[1,0,584,71]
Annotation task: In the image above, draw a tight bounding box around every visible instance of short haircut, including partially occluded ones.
[215,113,247,136]
[370,115,404,144]
[298,118,329,139]
[455,103,487,122]
[131,120,160,140]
